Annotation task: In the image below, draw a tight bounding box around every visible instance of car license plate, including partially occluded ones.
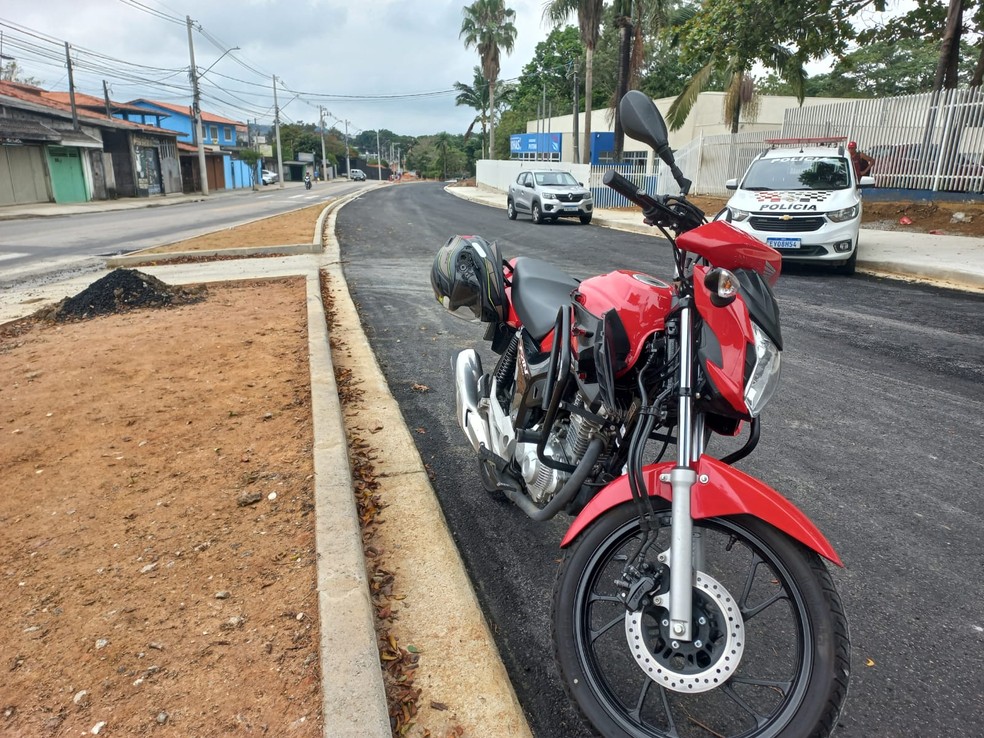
[767,237,801,249]
[564,205,579,212]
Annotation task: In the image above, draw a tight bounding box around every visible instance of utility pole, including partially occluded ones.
[102,80,112,119]
[376,129,382,180]
[319,106,328,181]
[344,120,351,179]
[185,16,208,195]
[64,43,79,131]
[540,70,547,162]
[273,75,284,189]
[572,65,580,165]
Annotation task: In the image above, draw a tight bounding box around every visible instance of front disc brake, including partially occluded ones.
[624,568,745,693]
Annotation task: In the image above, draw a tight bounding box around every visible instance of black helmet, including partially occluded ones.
[431,235,507,323]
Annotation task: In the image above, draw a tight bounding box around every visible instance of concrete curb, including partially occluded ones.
[106,189,370,269]
[306,271,391,737]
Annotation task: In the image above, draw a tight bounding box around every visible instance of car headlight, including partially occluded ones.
[540,192,558,200]
[729,207,751,222]
[827,204,859,222]
[744,323,781,417]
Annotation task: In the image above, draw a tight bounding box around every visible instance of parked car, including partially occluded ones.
[507,170,593,224]
[719,138,874,274]
[261,169,278,186]
[350,169,367,181]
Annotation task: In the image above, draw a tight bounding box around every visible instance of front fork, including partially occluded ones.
[666,300,703,642]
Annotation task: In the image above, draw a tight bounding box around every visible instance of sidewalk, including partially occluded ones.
[447,185,984,293]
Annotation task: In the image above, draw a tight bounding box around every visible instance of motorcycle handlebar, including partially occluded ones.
[602,169,677,230]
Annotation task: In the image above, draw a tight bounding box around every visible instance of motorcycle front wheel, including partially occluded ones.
[553,502,850,738]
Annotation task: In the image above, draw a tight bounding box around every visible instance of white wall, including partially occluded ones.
[525,92,848,157]
[476,159,592,193]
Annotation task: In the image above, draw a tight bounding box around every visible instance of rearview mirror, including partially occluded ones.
[621,90,669,153]
[619,90,691,195]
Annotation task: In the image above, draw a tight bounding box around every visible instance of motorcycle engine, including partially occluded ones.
[515,395,604,504]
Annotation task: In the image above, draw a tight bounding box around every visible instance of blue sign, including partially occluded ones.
[510,133,561,155]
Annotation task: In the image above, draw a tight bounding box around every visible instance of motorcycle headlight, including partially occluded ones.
[744,323,781,417]
[827,204,859,222]
[729,207,751,222]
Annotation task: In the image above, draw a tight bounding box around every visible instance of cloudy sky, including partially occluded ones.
[1,0,556,137]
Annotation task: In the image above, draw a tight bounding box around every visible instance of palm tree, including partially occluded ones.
[460,0,518,160]
[454,67,492,159]
[667,46,802,134]
[543,0,604,164]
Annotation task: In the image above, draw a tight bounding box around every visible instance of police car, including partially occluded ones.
[720,137,875,274]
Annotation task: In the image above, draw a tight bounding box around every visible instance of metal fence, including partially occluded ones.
[782,87,984,194]
[592,88,984,199]
[588,162,658,208]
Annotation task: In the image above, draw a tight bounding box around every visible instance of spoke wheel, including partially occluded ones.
[553,502,850,738]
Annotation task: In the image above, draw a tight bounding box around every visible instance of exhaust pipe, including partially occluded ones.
[453,349,491,452]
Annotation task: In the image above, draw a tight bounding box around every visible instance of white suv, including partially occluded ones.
[721,138,875,274]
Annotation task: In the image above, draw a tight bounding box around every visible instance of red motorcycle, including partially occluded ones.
[431,90,850,738]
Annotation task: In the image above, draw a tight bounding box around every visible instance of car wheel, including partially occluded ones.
[579,214,592,225]
[507,199,517,220]
[531,202,543,225]
[836,247,858,275]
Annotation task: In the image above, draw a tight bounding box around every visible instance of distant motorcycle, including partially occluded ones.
[304,174,312,190]
[431,90,850,738]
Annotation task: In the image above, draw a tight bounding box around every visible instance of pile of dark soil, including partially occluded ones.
[44,269,206,322]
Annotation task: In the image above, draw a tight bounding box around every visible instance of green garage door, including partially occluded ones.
[46,146,88,203]
[0,145,49,206]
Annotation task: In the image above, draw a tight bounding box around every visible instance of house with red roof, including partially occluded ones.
[120,99,255,192]
[0,81,182,206]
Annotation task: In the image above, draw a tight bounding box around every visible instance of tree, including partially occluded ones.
[544,0,604,164]
[757,39,970,98]
[1,60,43,86]
[238,149,262,189]
[610,0,673,159]
[460,0,518,161]
[455,67,492,158]
[860,0,984,88]
[666,0,861,133]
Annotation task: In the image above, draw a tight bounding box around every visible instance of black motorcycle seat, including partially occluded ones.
[511,257,579,341]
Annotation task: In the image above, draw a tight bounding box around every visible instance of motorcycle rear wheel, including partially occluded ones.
[553,502,850,738]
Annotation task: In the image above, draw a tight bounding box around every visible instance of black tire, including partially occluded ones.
[836,247,857,275]
[553,502,850,738]
[580,214,593,225]
[507,199,518,220]
[532,201,543,224]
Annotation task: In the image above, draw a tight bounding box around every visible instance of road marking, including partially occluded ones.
[0,252,28,262]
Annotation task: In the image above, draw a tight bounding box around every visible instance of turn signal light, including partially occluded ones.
[704,267,739,307]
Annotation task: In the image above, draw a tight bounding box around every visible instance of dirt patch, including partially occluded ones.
[140,202,327,255]
[0,278,322,737]
[687,195,984,237]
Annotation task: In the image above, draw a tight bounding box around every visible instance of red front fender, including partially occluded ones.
[561,455,843,567]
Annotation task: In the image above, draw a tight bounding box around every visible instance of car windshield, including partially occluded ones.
[534,172,579,187]
[742,156,851,191]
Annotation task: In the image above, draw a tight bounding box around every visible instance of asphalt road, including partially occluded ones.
[0,181,356,286]
[338,183,984,738]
